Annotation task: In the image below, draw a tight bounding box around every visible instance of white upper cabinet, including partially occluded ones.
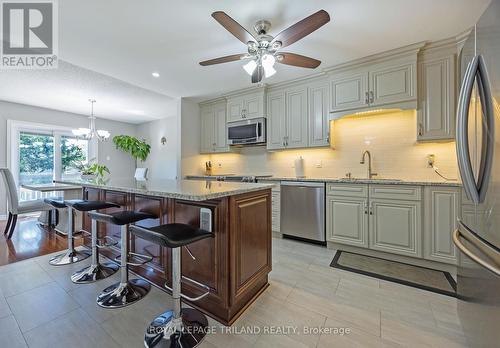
[266,90,287,150]
[227,91,265,122]
[417,44,456,141]
[266,85,309,150]
[329,48,419,114]
[200,101,229,154]
[309,82,331,147]
[369,60,415,106]
[285,86,309,149]
[330,71,369,112]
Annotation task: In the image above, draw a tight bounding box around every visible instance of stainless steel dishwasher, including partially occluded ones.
[281,181,325,243]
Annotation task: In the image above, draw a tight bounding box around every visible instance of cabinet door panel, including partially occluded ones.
[244,94,262,119]
[370,62,415,106]
[327,196,368,247]
[424,187,459,264]
[214,103,228,152]
[309,83,330,147]
[330,72,369,111]
[227,98,243,122]
[286,87,308,149]
[417,56,455,141]
[369,200,422,257]
[200,106,214,153]
[267,91,286,150]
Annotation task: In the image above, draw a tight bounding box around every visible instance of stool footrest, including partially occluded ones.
[164,275,210,302]
[114,252,153,266]
[73,230,91,240]
[96,236,119,249]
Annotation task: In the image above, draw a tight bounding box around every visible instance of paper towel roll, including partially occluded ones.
[294,157,305,178]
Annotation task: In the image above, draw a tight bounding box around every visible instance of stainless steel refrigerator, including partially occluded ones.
[455,0,500,346]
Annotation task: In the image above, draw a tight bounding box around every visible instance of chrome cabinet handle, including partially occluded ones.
[456,56,480,203]
[369,91,374,104]
[418,123,423,137]
[365,92,369,104]
[364,200,368,215]
[453,222,500,276]
[475,55,495,203]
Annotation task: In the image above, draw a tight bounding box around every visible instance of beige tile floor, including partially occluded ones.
[0,238,467,348]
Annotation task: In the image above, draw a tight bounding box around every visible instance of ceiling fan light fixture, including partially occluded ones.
[243,60,257,75]
[263,64,276,78]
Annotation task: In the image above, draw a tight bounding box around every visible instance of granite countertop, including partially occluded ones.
[185,174,461,187]
[257,176,462,187]
[55,178,275,201]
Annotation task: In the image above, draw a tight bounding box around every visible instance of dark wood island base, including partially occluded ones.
[82,187,272,325]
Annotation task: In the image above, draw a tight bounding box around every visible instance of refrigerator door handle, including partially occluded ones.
[456,56,481,203]
[475,55,495,203]
[454,222,500,277]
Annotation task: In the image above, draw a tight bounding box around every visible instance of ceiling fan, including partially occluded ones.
[199,10,330,83]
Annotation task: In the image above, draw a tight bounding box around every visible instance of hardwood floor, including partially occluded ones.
[0,217,83,267]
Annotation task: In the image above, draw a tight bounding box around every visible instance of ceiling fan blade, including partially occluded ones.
[251,65,264,83]
[212,11,257,45]
[199,54,246,66]
[271,10,330,49]
[277,52,321,68]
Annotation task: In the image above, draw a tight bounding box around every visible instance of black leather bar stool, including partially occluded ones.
[68,200,124,283]
[44,199,120,266]
[90,210,157,308]
[129,223,213,348]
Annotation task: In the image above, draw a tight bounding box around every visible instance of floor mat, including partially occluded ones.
[330,250,456,297]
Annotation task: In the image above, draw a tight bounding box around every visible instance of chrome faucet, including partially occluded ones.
[360,150,378,179]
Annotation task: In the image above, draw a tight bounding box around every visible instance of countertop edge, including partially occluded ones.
[54,180,275,202]
[185,175,462,187]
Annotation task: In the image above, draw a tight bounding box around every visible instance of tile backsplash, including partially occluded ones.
[201,110,459,181]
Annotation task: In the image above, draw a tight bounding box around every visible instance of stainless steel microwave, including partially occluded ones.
[227,117,266,146]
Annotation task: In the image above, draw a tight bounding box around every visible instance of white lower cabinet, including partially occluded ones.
[424,187,460,264]
[369,199,422,258]
[327,195,368,247]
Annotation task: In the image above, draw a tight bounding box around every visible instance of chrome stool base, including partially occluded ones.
[144,308,208,348]
[97,278,150,308]
[71,262,119,284]
[49,249,91,266]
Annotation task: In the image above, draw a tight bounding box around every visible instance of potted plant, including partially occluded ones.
[112,135,151,162]
[73,159,110,180]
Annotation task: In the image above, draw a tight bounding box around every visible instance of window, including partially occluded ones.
[8,121,95,202]
[61,136,89,180]
[19,132,55,186]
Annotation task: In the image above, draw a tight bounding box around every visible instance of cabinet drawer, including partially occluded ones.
[369,185,421,201]
[327,183,368,198]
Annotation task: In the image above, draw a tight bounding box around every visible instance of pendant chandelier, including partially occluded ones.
[72,99,110,141]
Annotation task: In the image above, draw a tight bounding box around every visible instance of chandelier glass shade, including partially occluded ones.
[72,99,110,141]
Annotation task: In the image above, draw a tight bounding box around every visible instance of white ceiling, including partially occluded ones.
[0,61,177,123]
[0,0,491,122]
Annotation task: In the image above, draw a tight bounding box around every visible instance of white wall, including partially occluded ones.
[0,100,137,216]
[136,114,179,180]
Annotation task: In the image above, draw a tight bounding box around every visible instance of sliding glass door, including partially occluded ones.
[9,121,92,202]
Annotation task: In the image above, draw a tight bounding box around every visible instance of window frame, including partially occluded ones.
[7,120,97,187]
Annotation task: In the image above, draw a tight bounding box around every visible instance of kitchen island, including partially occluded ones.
[56,178,274,325]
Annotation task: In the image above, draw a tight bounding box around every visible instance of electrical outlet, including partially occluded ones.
[316,161,323,168]
[427,154,435,168]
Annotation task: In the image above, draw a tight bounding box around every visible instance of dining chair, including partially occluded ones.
[134,168,148,181]
[0,168,55,239]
